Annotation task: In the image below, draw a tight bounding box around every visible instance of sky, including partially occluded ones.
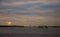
[0,0,60,26]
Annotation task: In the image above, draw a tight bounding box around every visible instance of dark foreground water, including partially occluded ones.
[0,27,60,37]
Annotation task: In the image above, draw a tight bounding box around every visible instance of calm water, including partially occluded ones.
[0,27,60,37]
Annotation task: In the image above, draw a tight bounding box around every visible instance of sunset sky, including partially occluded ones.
[0,0,60,26]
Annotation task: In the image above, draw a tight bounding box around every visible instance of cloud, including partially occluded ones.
[2,0,60,6]
[41,3,60,8]
[2,0,51,6]
[0,0,60,26]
